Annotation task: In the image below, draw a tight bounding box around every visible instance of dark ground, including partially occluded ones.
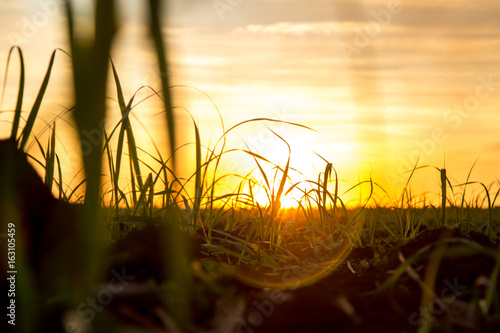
[238,228,500,333]
[104,225,500,333]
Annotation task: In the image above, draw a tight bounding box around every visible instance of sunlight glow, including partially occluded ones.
[251,183,305,209]
[252,190,271,207]
[280,194,300,209]
[333,143,352,153]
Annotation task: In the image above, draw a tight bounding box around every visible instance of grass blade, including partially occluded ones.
[19,49,63,150]
[440,168,446,227]
[132,173,153,216]
[3,46,25,141]
[44,124,56,192]
[148,0,175,162]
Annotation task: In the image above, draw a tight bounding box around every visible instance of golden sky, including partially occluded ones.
[1,0,499,206]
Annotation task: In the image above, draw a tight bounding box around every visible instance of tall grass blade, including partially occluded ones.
[4,46,25,141]
[459,158,479,230]
[314,153,340,232]
[267,128,291,217]
[224,117,318,135]
[194,124,203,226]
[44,124,56,192]
[56,154,64,200]
[132,173,153,216]
[0,46,25,140]
[441,168,446,227]
[418,229,451,333]
[110,60,144,208]
[19,49,62,150]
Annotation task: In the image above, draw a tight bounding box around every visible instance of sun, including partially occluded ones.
[280,196,298,209]
[251,186,302,209]
[252,190,271,207]
[280,189,303,209]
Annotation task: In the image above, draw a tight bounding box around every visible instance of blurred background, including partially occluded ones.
[1,0,499,206]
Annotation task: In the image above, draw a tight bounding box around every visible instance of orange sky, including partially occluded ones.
[1,0,499,206]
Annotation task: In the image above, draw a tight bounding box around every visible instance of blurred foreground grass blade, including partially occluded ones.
[485,261,500,312]
[65,0,116,202]
[365,244,433,295]
[419,229,450,333]
[64,0,117,299]
[148,0,175,159]
[148,2,190,325]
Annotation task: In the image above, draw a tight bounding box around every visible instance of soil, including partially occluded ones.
[236,228,500,333]
[103,225,500,333]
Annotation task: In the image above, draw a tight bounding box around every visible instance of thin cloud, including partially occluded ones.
[232,21,352,36]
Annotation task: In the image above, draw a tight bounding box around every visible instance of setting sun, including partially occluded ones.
[280,193,301,209]
[251,184,305,209]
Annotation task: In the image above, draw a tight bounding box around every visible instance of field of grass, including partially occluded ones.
[1,2,500,332]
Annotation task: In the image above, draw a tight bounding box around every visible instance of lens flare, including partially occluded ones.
[226,237,353,290]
